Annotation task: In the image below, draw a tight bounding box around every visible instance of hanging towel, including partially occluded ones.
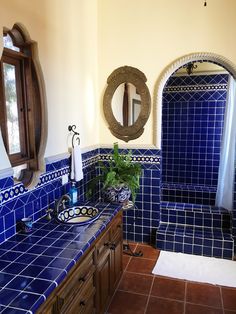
[70,146,83,182]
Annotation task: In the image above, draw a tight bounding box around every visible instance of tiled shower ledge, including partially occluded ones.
[0,201,122,314]
[161,183,217,192]
[161,201,230,213]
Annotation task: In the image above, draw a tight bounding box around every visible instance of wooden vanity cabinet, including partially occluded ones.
[38,210,123,314]
[95,212,123,314]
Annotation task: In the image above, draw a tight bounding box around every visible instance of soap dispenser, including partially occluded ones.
[70,181,78,205]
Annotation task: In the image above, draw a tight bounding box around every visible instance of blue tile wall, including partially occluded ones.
[0,149,100,244]
[0,147,161,246]
[99,148,161,243]
[162,73,229,205]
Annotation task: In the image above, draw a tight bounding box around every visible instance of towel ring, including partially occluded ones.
[68,125,80,147]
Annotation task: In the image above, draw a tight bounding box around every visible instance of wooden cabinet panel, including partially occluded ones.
[96,250,112,314]
[37,211,123,314]
[111,233,123,291]
[95,211,123,313]
[65,276,95,314]
[55,250,95,314]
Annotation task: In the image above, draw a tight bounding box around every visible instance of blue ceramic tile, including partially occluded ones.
[42,247,64,257]
[27,245,47,255]
[48,257,74,270]
[24,278,56,296]
[9,292,43,311]
[0,251,22,262]
[1,307,28,313]
[37,267,67,282]
[11,243,32,253]
[58,248,79,260]
[15,253,37,264]
[0,273,15,288]
[0,288,20,306]
[31,256,53,267]
[20,265,44,277]
[6,276,33,290]
[3,263,28,275]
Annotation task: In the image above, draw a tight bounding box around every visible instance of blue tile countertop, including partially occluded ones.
[0,201,122,314]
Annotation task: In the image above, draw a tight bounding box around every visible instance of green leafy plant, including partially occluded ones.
[87,143,142,203]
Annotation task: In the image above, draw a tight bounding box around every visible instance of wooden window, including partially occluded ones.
[0,24,47,187]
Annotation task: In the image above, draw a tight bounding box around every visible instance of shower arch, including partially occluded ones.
[154,52,236,148]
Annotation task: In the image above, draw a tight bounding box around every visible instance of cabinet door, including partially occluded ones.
[96,251,112,314]
[110,233,123,291]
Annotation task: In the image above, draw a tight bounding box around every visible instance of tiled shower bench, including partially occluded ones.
[156,201,234,259]
[0,201,123,313]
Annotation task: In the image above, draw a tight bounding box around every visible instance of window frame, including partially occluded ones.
[0,24,47,188]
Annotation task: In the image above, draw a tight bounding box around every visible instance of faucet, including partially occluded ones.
[55,194,71,215]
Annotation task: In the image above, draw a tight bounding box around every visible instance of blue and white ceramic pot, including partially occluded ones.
[104,185,131,204]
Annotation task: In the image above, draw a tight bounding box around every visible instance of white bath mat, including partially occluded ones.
[152,251,236,287]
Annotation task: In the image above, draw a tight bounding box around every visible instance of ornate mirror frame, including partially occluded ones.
[154,52,236,148]
[103,66,151,142]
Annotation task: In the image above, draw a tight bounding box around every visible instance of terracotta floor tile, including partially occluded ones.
[186,282,222,308]
[135,244,160,260]
[126,257,156,275]
[185,303,223,314]
[151,276,186,301]
[107,290,148,314]
[146,296,184,314]
[118,271,153,295]
[123,255,131,270]
[221,287,236,311]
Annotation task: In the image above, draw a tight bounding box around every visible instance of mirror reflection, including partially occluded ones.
[112,83,141,126]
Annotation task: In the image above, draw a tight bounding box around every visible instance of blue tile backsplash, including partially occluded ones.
[0,142,235,259]
[162,73,229,205]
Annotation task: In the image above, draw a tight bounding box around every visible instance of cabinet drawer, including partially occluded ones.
[66,275,95,314]
[56,249,95,313]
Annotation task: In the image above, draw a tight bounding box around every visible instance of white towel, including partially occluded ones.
[70,146,83,181]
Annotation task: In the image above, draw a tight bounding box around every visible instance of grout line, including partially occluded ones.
[219,286,225,314]
[144,274,155,313]
[185,301,224,310]
[183,280,187,314]
[122,256,131,272]
[124,270,154,277]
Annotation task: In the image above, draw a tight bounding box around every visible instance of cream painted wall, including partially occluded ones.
[1,0,236,171]
[98,0,236,148]
[0,0,98,170]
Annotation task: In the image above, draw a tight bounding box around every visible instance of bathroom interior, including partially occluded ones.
[0,0,236,313]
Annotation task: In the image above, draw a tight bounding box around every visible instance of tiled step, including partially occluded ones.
[161,183,216,206]
[156,222,234,260]
[161,202,231,229]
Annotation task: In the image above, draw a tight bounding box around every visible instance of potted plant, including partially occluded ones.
[87,143,142,204]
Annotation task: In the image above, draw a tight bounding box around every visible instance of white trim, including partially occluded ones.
[45,152,70,164]
[99,143,157,150]
[0,167,14,179]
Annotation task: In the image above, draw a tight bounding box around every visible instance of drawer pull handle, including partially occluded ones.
[104,241,111,247]
[79,277,85,282]
[80,301,86,306]
[110,243,116,250]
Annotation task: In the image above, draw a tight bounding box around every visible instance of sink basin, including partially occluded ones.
[56,206,100,225]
